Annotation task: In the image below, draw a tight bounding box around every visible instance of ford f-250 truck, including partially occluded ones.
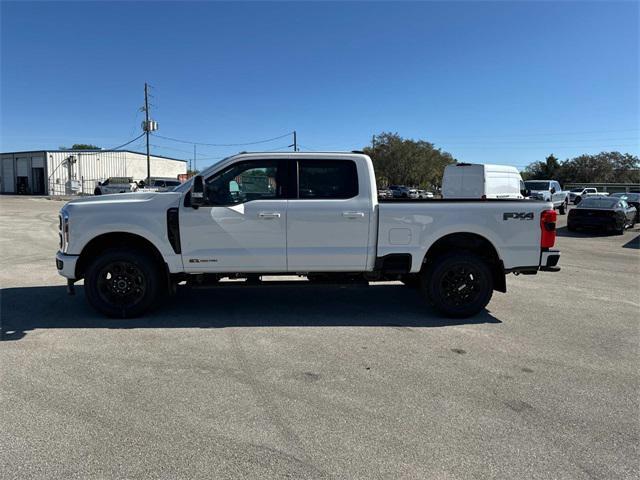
[56,152,560,318]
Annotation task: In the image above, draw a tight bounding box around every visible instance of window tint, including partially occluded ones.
[298,160,358,199]
[205,160,281,205]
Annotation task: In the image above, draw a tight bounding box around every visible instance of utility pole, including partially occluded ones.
[290,130,297,152]
[141,82,158,183]
[193,144,197,173]
[144,83,151,183]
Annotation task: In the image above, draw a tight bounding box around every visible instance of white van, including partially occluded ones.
[442,163,525,199]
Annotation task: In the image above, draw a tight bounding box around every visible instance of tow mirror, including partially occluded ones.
[191,175,205,209]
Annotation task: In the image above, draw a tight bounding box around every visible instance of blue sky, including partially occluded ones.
[1,1,638,170]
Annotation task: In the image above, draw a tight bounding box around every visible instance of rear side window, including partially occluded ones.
[298,160,358,199]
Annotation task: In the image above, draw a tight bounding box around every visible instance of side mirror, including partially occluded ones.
[191,175,205,209]
[98,181,102,186]
[521,188,531,197]
[550,187,556,194]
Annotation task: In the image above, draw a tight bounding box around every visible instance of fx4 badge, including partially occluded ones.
[503,212,534,220]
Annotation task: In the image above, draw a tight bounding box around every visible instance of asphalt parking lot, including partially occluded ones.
[1,195,638,479]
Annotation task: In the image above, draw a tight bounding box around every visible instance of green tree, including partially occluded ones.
[522,154,560,180]
[362,132,456,190]
[59,144,101,150]
[522,151,639,185]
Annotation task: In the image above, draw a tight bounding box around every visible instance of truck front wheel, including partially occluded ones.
[421,253,493,318]
[84,248,161,318]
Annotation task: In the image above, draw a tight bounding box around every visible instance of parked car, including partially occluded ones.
[417,189,434,199]
[570,187,609,204]
[388,185,411,198]
[610,192,640,222]
[524,180,569,214]
[442,163,525,200]
[94,177,138,195]
[57,152,560,319]
[377,189,392,199]
[137,178,182,192]
[567,196,636,234]
[407,188,420,199]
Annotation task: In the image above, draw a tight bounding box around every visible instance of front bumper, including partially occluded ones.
[540,249,561,272]
[56,251,79,280]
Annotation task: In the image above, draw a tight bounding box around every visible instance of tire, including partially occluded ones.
[420,253,493,318]
[94,188,102,195]
[559,200,567,215]
[84,248,161,318]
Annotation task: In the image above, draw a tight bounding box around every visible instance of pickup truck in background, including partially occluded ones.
[524,180,569,214]
[56,152,560,319]
[569,187,608,205]
[93,177,138,195]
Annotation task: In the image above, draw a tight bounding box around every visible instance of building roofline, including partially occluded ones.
[0,149,187,162]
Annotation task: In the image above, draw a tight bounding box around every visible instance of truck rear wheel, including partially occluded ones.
[84,248,161,318]
[420,253,493,318]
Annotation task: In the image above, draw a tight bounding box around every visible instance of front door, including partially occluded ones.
[286,159,371,271]
[180,159,288,273]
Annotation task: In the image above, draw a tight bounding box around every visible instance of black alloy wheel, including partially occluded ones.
[85,248,161,318]
[421,253,493,318]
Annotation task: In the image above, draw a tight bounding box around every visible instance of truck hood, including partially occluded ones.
[62,191,182,213]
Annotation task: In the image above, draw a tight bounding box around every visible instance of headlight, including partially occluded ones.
[60,210,70,252]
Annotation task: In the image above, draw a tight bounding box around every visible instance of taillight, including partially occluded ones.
[540,209,556,248]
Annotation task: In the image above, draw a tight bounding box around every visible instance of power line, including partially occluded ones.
[61,133,147,156]
[149,143,194,154]
[152,131,294,147]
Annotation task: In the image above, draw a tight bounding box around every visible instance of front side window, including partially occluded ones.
[298,160,358,199]
[205,160,281,205]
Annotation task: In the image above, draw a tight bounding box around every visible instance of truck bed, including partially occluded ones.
[377,198,550,272]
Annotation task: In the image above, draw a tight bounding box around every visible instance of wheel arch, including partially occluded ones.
[75,231,167,280]
[421,232,506,293]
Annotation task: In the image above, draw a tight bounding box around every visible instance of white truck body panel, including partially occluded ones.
[377,201,542,272]
[442,163,524,199]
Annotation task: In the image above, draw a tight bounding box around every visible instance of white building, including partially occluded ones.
[0,149,187,196]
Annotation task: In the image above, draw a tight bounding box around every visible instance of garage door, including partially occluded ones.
[2,158,15,193]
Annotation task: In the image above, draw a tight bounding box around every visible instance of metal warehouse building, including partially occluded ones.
[0,149,187,196]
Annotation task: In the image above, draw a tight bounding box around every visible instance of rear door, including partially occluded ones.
[286,158,371,271]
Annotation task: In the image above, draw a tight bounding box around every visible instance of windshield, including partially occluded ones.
[611,193,639,201]
[570,188,583,192]
[579,197,619,209]
[525,181,550,190]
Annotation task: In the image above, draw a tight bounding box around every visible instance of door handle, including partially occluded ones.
[342,211,365,218]
[258,212,281,219]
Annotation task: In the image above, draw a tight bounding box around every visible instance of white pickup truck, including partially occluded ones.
[56,152,560,318]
